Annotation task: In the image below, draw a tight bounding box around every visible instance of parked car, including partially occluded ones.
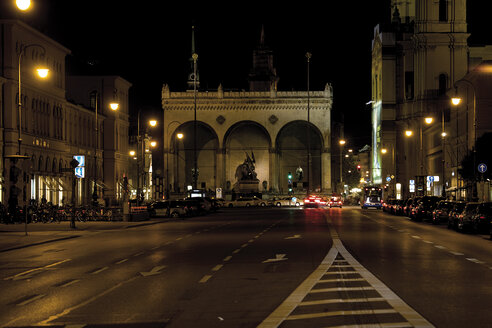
[471,202,492,233]
[391,199,406,215]
[456,202,480,232]
[214,198,226,208]
[226,197,264,208]
[147,200,189,218]
[412,196,441,221]
[268,196,300,207]
[383,199,395,212]
[403,198,414,217]
[432,200,455,224]
[408,196,423,219]
[447,201,467,230]
[183,198,210,216]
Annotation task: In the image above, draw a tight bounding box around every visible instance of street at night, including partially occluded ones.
[1,207,491,327]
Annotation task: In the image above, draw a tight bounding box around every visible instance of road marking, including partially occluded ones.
[325,322,412,328]
[59,279,80,288]
[309,286,375,293]
[285,234,302,239]
[434,245,447,250]
[262,254,288,263]
[17,294,45,306]
[330,264,352,268]
[299,297,385,306]
[115,258,128,264]
[139,265,166,277]
[248,239,255,243]
[450,251,464,256]
[286,309,397,320]
[318,278,365,283]
[258,228,434,328]
[223,256,232,262]
[151,246,160,250]
[90,266,108,275]
[411,235,421,239]
[466,258,485,264]
[212,264,223,272]
[133,251,144,257]
[423,240,434,244]
[176,237,183,241]
[38,275,139,325]
[241,243,248,248]
[232,249,241,254]
[199,275,212,283]
[4,259,71,281]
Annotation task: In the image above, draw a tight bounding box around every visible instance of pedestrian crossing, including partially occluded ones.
[259,232,434,328]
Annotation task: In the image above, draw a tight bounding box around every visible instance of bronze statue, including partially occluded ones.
[235,151,258,181]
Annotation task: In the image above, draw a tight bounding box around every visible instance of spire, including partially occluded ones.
[248,25,278,92]
[187,24,200,90]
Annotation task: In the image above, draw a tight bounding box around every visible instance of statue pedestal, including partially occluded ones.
[234,180,259,193]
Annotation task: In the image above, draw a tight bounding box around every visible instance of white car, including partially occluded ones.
[268,196,302,207]
[226,197,266,207]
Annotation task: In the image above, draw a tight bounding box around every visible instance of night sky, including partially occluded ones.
[2,0,491,149]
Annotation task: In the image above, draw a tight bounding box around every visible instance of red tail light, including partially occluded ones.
[480,216,486,219]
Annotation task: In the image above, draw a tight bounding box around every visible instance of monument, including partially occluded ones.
[234,152,259,193]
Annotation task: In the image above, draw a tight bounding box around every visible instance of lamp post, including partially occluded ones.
[18,44,49,155]
[192,53,198,190]
[452,79,477,200]
[136,110,157,204]
[91,91,118,206]
[306,52,312,195]
[14,43,48,235]
[339,139,346,194]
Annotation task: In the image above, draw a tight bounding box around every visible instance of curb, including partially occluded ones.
[0,235,81,253]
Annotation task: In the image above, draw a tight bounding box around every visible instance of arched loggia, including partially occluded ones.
[169,121,219,192]
[276,120,323,193]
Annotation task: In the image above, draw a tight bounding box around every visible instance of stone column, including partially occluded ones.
[269,148,278,193]
[321,149,332,193]
[215,148,225,191]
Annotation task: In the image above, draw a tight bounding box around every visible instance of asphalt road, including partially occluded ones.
[0,206,491,327]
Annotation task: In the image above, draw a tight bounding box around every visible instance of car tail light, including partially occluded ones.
[480,216,486,219]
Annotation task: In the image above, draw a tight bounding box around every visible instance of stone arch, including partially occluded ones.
[170,121,219,191]
[276,120,324,192]
[223,121,272,190]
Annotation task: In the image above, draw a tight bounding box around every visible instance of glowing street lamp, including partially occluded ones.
[381,148,388,154]
[405,130,413,137]
[129,150,135,156]
[16,0,31,10]
[451,97,461,106]
[424,117,433,125]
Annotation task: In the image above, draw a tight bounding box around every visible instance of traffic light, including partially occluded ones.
[287,172,292,180]
[357,165,361,172]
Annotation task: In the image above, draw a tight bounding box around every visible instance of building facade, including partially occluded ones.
[371,0,492,201]
[160,29,333,198]
[0,20,132,207]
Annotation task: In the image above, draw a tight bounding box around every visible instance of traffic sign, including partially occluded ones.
[386,176,391,182]
[478,163,487,173]
[427,176,434,183]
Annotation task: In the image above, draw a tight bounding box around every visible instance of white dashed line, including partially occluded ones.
[199,275,212,283]
[466,258,485,264]
[450,251,464,256]
[434,245,447,250]
[212,264,223,272]
[223,256,232,262]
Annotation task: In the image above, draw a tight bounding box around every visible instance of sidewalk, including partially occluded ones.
[0,219,165,253]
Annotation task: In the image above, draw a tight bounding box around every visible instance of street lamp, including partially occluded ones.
[451,79,477,200]
[192,53,198,190]
[136,110,158,204]
[18,44,49,155]
[91,91,119,205]
[16,0,31,10]
[339,139,346,192]
[306,52,312,195]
